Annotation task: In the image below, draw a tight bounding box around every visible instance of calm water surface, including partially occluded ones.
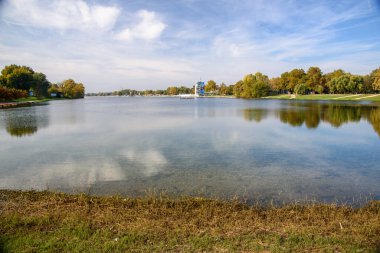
[0,97,379,204]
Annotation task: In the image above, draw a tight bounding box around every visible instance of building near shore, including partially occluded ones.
[195,81,205,96]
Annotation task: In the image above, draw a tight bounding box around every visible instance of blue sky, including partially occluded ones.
[0,0,380,92]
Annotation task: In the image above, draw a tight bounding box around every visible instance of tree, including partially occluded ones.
[0,64,34,91]
[306,67,323,93]
[269,77,284,93]
[48,83,61,96]
[279,72,290,93]
[239,72,270,98]
[166,86,178,95]
[328,75,349,94]
[370,67,380,92]
[219,83,228,95]
[327,74,364,94]
[60,79,85,98]
[32,72,50,98]
[227,85,234,95]
[324,69,345,93]
[241,74,255,98]
[348,75,364,93]
[294,83,308,95]
[287,69,306,92]
[233,80,243,98]
[362,75,374,94]
[205,80,217,92]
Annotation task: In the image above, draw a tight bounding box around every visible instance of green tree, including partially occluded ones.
[205,80,217,92]
[324,69,345,83]
[370,67,380,92]
[327,74,363,94]
[239,72,270,98]
[287,69,306,92]
[269,77,284,93]
[324,69,345,93]
[32,72,50,98]
[227,85,234,95]
[279,72,290,93]
[219,83,228,95]
[348,75,364,93]
[48,84,61,96]
[294,83,308,95]
[306,67,323,93]
[328,75,349,94]
[166,86,178,95]
[362,75,374,93]
[233,80,243,98]
[0,64,34,91]
[60,79,85,98]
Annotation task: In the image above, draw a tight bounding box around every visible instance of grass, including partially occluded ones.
[1,190,379,252]
[264,94,380,101]
[9,97,52,102]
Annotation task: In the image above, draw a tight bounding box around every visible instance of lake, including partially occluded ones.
[0,97,379,204]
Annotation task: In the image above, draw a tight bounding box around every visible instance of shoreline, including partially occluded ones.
[0,97,52,109]
[1,189,379,252]
[263,93,380,102]
[86,94,380,102]
[0,101,37,109]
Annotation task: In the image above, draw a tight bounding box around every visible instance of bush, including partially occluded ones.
[0,86,28,101]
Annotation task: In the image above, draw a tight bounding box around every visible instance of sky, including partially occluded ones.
[0,0,380,92]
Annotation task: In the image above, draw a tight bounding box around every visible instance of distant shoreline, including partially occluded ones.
[2,94,379,109]
[85,93,380,102]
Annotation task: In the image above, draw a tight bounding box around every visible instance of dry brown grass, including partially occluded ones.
[0,190,379,252]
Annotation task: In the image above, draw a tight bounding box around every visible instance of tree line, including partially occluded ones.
[0,64,85,101]
[233,66,380,98]
[88,67,379,99]
[87,82,235,97]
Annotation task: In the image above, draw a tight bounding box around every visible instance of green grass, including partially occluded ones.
[1,190,379,252]
[264,94,380,101]
[8,97,52,103]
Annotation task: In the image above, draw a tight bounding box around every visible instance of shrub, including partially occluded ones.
[0,86,28,101]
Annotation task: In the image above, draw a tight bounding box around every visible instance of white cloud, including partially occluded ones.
[2,0,120,31]
[212,36,244,58]
[0,158,126,190]
[116,10,166,41]
[121,149,167,176]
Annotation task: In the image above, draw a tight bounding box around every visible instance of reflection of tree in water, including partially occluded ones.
[278,110,304,127]
[367,108,380,137]
[242,103,380,137]
[304,104,321,129]
[243,109,268,122]
[276,103,321,128]
[3,108,49,137]
[322,105,362,127]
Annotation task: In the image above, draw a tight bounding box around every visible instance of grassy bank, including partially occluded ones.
[264,94,380,102]
[0,97,68,109]
[0,190,379,252]
[7,97,52,103]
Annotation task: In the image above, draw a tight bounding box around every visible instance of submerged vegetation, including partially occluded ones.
[0,190,379,252]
